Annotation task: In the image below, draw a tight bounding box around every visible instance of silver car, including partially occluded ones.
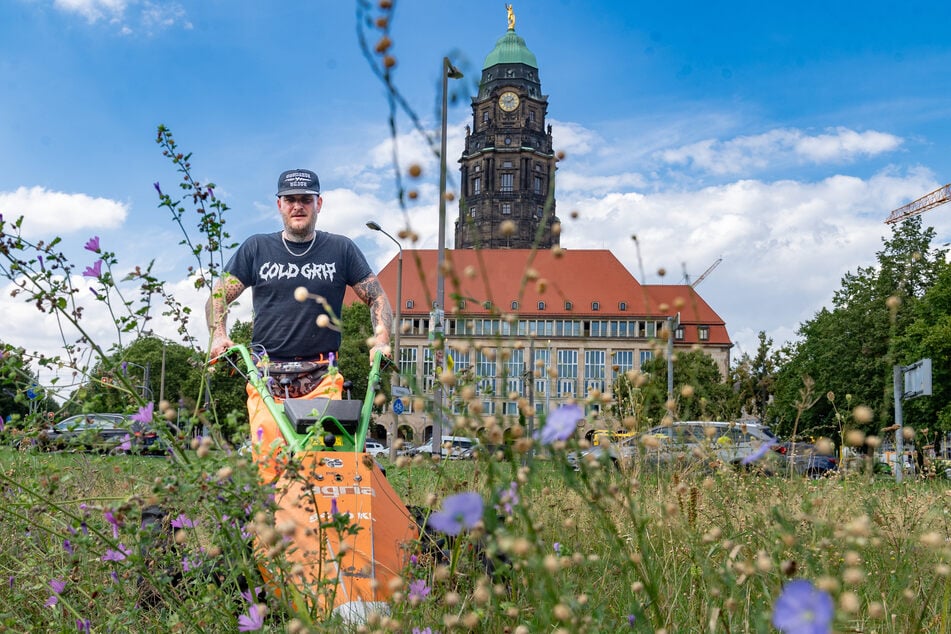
[640,420,778,465]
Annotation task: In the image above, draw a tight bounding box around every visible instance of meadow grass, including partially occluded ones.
[2,444,950,633]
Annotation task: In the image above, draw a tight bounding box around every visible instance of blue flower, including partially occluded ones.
[772,579,833,634]
[539,404,584,444]
[428,492,484,535]
[741,440,778,465]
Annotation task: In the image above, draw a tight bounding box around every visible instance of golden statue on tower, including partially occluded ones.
[506,4,515,30]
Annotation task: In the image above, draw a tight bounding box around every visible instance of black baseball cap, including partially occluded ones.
[276,169,320,197]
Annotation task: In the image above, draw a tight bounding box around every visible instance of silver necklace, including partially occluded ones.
[281,232,316,257]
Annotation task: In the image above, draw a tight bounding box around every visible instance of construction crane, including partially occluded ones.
[885,183,951,224]
[682,257,723,288]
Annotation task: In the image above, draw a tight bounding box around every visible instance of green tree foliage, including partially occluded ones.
[730,331,779,419]
[0,343,58,427]
[338,301,373,400]
[611,347,737,427]
[771,217,948,439]
[205,319,253,442]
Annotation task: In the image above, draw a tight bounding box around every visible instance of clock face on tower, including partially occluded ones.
[498,91,520,112]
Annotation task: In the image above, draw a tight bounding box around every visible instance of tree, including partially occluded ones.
[731,331,779,419]
[771,217,948,440]
[338,302,373,400]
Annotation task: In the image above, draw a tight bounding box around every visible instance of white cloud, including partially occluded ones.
[0,186,127,236]
[659,127,903,175]
[51,0,190,32]
[53,0,126,22]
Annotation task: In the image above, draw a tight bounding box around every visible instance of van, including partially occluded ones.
[413,435,480,458]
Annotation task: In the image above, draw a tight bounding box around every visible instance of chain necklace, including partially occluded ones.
[281,231,316,257]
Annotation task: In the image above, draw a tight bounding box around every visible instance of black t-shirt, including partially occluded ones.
[224,231,372,361]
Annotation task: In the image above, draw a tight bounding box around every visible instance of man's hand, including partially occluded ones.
[210,335,236,360]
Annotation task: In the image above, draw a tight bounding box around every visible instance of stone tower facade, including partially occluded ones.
[454,12,560,249]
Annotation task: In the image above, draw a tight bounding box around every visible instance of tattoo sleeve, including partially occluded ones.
[353,273,392,345]
[205,274,246,338]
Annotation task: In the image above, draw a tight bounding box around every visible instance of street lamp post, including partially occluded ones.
[433,56,463,457]
[367,220,403,461]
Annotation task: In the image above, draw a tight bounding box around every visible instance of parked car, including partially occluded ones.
[567,436,639,470]
[775,442,838,478]
[411,435,480,459]
[39,413,159,453]
[639,420,779,466]
[363,440,388,457]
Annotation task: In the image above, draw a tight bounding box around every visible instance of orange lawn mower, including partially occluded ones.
[214,343,421,623]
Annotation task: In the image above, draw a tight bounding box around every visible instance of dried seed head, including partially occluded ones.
[294,286,309,302]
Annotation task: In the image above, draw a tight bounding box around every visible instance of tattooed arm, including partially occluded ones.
[206,273,247,358]
[352,273,393,361]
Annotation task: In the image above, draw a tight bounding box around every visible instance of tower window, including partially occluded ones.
[501,203,512,215]
[500,173,514,192]
[533,175,543,194]
[468,206,476,217]
[482,111,489,123]
[529,110,535,122]
[472,176,481,194]
[502,160,513,168]
[536,206,543,218]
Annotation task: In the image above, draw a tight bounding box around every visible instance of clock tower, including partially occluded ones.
[454,8,559,249]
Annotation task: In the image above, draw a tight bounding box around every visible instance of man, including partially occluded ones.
[207,168,392,402]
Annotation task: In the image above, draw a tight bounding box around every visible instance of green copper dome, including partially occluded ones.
[482,29,538,70]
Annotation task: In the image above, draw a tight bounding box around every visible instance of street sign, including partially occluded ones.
[903,358,932,399]
[393,398,404,415]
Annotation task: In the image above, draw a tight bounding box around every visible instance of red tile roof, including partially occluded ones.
[346,249,731,346]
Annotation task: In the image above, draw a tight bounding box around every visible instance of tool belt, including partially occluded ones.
[266,356,335,399]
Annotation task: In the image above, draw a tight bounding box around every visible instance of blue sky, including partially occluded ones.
[3,0,951,385]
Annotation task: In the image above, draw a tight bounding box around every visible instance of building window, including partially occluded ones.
[619,302,627,311]
[474,164,481,172]
[612,350,634,375]
[405,299,414,309]
[591,301,600,311]
[536,206,544,218]
[557,349,578,397]
[640,350,653,366]
[564,301,572,311]
[584,349,605,394]
[500,173,514,192]
[502,160,513,168]
[698,326,710,341]
[399,347,417,383]
[482,111,489,123]
[538,301,546,310]
[468,206,476,217]
[528,110,535,122]
[458,299,466,309]
[675,326,685,340]
[472,176,481,194]
[533,175,542,194]
[501,202,512,215]
[511,300,519,310]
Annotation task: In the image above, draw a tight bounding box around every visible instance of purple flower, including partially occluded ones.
[104,510,121,539]
[241,586,263,605]
[131,402,154,424]
[741,441,778,466]
[412,628,434,634]
[495,481,520,515]
[102,544,130,562]
[256,426,264,442]
[553,542,561,554]
[428,492,483,536]
[117,434,132,452]
[539,404,584,444]
[171,513,197,529]
[772,579,834,634]
[63,539,74,555]
[408,578,431,602]
[46,578,66,606]
[83,236,100,252]
[330,498,339,516]
[237,604,264,631]
[182,554,203,573]
[153,182,162,196]
[82,260,103,278]
[628,614,636,627]
[76,618,91,633]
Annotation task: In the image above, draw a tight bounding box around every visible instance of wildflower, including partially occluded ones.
[330,498,339,516]
[102,544,130,562]
[408,578,431,602]
[171,514,197,529]
[46,578,66,607]
[104,510,122,539]
[153,182,162,196]
[241,586,263,604]
[553,542,561,554]
[131,402,154,424]
[76,618,91,633]
[83,236,100,252]
[741,441,778,466]
[116,434,132,452]
[772,579,834,634]
[63,539,73,555]
[495,481,520,515]
[182,554,203,573]
[256,426,264,442]
[82,260,103,278]
[428,492,483,536]
[628,614,636,627]
[539,404,584,444]
[412,628,434,634]
[237,604,265,632]
[410,554,419,566]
